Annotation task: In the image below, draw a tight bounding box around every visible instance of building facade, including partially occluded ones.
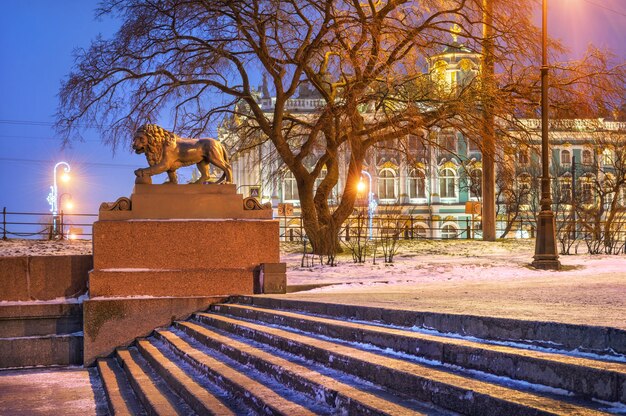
[223,39,626,241]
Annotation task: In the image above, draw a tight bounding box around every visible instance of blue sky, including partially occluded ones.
[0,0,624,219]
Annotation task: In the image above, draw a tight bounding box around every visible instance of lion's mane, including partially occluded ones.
[136,124,177,166]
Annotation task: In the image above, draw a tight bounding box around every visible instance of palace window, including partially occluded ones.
[581,175,594,204]
[582,149,593,165]
[283,171,298,201]
[469,169,482,199]
[458,58,476,88]
[561,149,571,165]
[467,138,480,154]
[413,225,428,239]
[439,168,457,198]
[518,149,529,166]
[559,177,572,203]
[439,133,457,153]
[407,169,426,199]
[602,148,615,166]
[407,135,429,161]
[378,168,397,200]
[441,223,458,239]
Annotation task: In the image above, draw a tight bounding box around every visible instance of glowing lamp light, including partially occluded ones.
[64,201,74,211]
[61,172,70,183]
[357,179,366,193]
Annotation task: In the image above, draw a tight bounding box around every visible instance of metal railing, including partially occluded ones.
[1,207,97,240]
[278,214,626,245]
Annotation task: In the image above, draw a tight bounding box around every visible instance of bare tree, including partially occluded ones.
[57,0,478,254]
[575,132,626,254]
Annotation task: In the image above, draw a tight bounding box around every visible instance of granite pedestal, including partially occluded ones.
[84,184,281,365]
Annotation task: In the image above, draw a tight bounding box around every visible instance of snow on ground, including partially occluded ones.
[0,367,106,416]
[280,239,626,329]
[283,239,626,286]
[0,239,91,257]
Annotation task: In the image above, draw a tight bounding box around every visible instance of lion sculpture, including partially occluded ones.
[132,124,233,185]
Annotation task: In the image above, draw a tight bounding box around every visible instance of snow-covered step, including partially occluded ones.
[211,303,626,404]
[135,338,237,415]
[234,296,626,356]
[194,311,612,416]
[116,347,195,415]
[172,321,445,415]
[97,357,146,415]
[152,328,329,415]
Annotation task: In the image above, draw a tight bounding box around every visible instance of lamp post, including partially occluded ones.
[358,170,377,240]
[46,162,70,238]
[532,0,560,269]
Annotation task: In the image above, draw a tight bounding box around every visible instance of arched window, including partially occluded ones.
[469,169,482,199]
[559,176,572,203]
[378,169,397,200]
[283,171,298,201]
[582,149,593,165]
[413,225,427,239]
[441,223,458,239]
[407,169,426,199]
[581,174,594,204]
[561,149,571,165]
[439,168,457,198]
[458,59,476,87]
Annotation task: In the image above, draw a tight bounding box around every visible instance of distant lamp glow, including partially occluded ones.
[67,227,83,240]
[357,179,366,193]
[59,193,73,211]
[360,170,377,240]
[61,172,70,183]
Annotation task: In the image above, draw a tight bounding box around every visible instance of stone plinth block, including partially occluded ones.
[99,184,273,220]
[0,255,91,301]
[0,257,28,301]
[83,296,226,365]
[89,268,253,297]
[92,220,279,270]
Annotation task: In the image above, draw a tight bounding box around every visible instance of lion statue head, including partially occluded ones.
[132,124,177,166]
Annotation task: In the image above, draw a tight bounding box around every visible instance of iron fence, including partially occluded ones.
[1,207,97,240]
[277,214,626,245]
[3,207,625,251]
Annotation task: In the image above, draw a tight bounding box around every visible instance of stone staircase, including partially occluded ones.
[96,297,626,415]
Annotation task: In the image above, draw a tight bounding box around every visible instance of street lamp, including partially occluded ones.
[532,0,560,270]
[46,161,71,238]
[359,170,377,240]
